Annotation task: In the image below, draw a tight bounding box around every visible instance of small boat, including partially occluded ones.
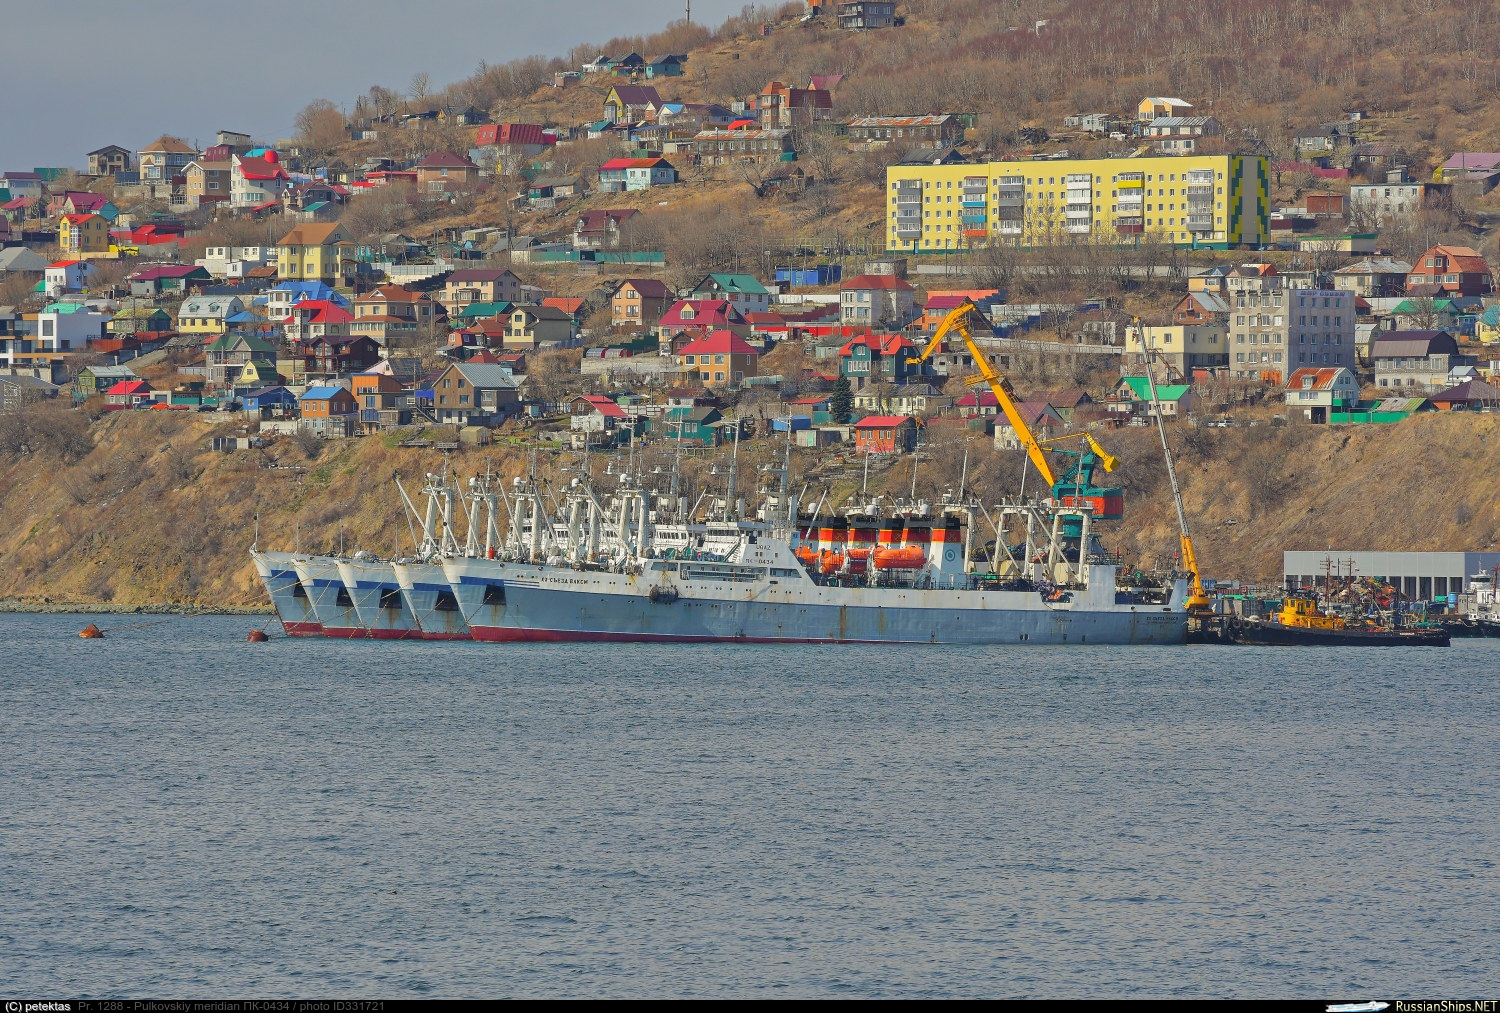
[1326,1003,1389,1013]
[1237,596,1450,647]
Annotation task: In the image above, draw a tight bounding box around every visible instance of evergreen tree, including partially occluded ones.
[832,374,853,424]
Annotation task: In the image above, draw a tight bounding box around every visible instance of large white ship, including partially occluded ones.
[251,304,1192,646]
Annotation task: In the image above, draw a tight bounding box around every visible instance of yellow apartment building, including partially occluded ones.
[885,154,1269,252]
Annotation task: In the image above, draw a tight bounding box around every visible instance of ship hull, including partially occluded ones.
[1238,622,1450,647]
[251,550,324,637]
[339,560,428,640]
[393,562,473,640]
[292,557,367,638]
[445,559,1187,646]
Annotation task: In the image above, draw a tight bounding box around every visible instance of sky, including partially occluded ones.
[0,0,755,170]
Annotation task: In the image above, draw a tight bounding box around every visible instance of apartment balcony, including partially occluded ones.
[960,213,988,225]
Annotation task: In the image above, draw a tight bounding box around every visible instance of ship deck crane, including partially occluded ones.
[1129,317,1212,614]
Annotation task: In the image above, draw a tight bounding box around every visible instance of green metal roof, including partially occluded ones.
[1120,376,1190,402]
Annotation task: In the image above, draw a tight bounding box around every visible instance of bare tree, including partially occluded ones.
[295,99,347,160]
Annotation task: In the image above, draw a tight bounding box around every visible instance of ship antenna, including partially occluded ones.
[253,512,259,551]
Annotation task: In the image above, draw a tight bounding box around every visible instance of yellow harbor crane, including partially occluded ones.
[1129,317,1212,614]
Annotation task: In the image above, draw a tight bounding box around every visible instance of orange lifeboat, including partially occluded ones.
[795,545,819,565]
[818,550,843,574]
[873,547,927,569]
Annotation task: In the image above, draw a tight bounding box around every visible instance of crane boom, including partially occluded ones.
[910,302,1056,487]
[1130,317,1211,613]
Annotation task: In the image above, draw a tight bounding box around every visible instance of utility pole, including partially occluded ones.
[686,1,691,25]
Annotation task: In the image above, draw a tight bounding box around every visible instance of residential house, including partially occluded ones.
[837,333,922,390]
[1332,258,1413,299]
[298,385,357,419]
[569,394,630,433]
[1292,122,1358,166]
[655,299,750,350]
[1142,116,1221,154]
[658,405,724,446]
[846,115,961,146]
[994,402,1066,450]
[1371,331,1470,390]
[300,334,380,376]
[275,222,352,284]
[854,382,950,416]
[603,85,664,123]
[1138,97,1193,122]
[573,208,640,250]
[203,333,277,385]
[58,213,111,257]
[44,260,94,297]
[1134,323,1229,377]
[690,274,772,316]
[183,160,231,208]
[1283,366,1361,423]
[2,374,63,411]
[137,135,196,188]
[441,269,522,313]
[76,363,139,398]
[1112,377,1194,416]
[266,281,350,319]
[752,81,834,129]
[1439,152,1500,188]
[351,285,441,347]
[53,191,116,220]
[129,263,211,296]
[0,171,44,200]
[837,1,898,30]
[349,371,406,430]
[505,305,577,349]
[1064,113,1124,135]
[611,278,674,328]
[605,52,646,76]
[230,153,291,207]
[643,54,685,78]
[414,151,482,195]
[105,379,154,408]
[86,145,133,177]
[526,175,586,205]
[597,156,678,190]
[107,307,172,336]
[240,386,298,416]
[429,361,520,425]
[1406,245,1494,297]
[853,415,918,453]
[1429,378,1500,411]
[840,273,916,328]
[675,330,760,386]
[1349,170,1451,226]
[282,299,353,346]
[473,123,554,168]
[1172,291,1231,326]
[197,245,273,280]
[687,128,794,166]
[0,248,47,275]
[176,295,244,334]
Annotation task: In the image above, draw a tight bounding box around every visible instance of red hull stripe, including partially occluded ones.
[282,621,324,637]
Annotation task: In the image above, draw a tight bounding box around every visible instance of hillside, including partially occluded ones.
[2,410,1495,608]
[275,0,1500,274]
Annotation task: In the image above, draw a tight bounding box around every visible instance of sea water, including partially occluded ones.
[1,613,1495,997]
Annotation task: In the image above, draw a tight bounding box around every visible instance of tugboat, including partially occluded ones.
[1443,569,1500,638]
[1237,595,1449,647]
